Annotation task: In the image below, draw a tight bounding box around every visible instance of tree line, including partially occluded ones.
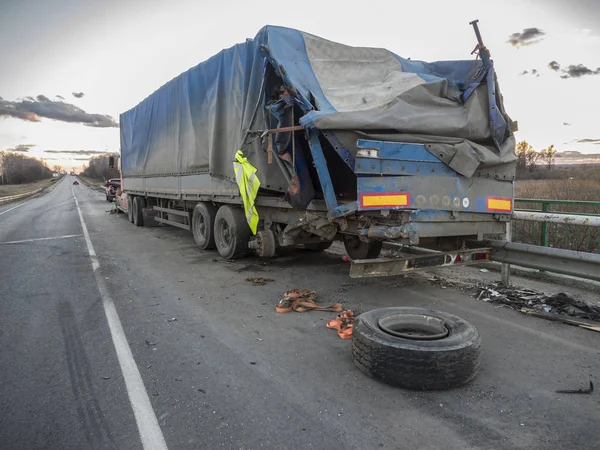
[0,152,53,185]
[516,141,558,174]
[80,153,120,180]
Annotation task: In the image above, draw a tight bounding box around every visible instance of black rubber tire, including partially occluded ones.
[343,235,382,259]
[214,205,251,259]
[127,196,134,223]
[133,196,145,227]
[304,240,334,252]
[192,202,218,250]
[352,307,481,390]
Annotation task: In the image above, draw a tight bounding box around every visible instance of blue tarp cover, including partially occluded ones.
[120,26,515,184]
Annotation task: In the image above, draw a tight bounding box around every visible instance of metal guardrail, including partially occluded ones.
[0,188,44,205]
[495,198,600,284]
[513,198,600,253]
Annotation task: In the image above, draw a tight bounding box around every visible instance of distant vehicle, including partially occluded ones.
[72,180,79,185]
[104,178,121,202]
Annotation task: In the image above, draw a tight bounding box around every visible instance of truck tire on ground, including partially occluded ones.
[214,205,251,260]
[192,202,218,250]
[343,235,382,259]
[352,307,481,390]
[133,196,145,227]
[304,240,334,252]
[127,195,134,223]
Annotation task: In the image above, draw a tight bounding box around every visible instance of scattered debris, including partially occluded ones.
[167,318,178,322]
[276,289,343,313]
[245,277,274,286]
[477,284,600,332]
[342,256,350,262]
[326,310,354,339]
[145,339,157,347]
[256,338,263,341]
[197,388,206,394]
[101,376,111,380]
[212,258,234,264]
[556,381,594,394]
[479,268,489,273]
[250,361,257,365]
[146,365,152,369]
[175,378,183,381]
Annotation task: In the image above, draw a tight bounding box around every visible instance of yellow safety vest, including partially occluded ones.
[233,150,260,234]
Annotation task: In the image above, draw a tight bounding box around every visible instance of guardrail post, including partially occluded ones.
[501,222,512,286]
[540,202,549,247]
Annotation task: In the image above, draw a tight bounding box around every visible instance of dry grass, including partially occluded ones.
[0,178,58,198]
[77,176,104,190]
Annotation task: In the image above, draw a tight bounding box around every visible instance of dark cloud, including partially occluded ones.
[560,64,600,78]
[563,122,571,126]
[575,138,600,143]
[0,95,117,127]
[519,68,540,77]
[56,95,65,100]
[72,92,84,98]
[548,61,561,71]
[507,28,545,47]
[73,157,90,161]
[44,150,108,155]
[4,144,35,152]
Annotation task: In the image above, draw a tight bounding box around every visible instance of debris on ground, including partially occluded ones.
[145,339,158,347]
[326,310,354,339]
[476,283,600,332]
[276,289,343,313]
[245,277,274,286]
[167,317,177,322]
[556,381,594,394]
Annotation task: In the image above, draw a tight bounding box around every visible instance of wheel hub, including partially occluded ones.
[378,313,449,340]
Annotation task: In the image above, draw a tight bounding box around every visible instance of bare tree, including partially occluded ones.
[516,140,540,173]
[539,144,558,170]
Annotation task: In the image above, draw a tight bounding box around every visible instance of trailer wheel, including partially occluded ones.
[352,307,481,390]
[192,203,217,250]
[127,196,134,223]
[343,235,382,259]
[133,196,145,227]
[214,205,251,259]
[304,240,333,252]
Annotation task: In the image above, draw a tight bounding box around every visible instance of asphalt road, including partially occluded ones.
[1,175,599,450]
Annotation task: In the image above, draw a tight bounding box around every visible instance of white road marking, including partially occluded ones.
[72,187,168,450]
[0,234,83,245]
[0,198,34,216]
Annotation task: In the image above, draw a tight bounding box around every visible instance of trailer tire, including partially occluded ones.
[192,202,217,250]
[304,240,333,252]
[133,196,145,227]
[214,205,251,260]
[352,307,481,390]
[343,235,382,259]
[127,196,134,223]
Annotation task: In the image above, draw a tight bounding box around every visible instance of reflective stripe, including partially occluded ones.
[246,210,253,222]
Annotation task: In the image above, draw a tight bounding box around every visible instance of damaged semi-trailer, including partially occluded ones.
[113,20,517,277]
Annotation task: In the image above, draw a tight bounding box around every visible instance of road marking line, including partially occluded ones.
[0,198,34,216]
[0,234,83,245]
[72,188,169,450]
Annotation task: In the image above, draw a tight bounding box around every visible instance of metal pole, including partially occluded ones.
[501,221,512,286]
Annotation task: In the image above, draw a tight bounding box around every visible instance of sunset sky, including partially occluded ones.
[1,0,599,171]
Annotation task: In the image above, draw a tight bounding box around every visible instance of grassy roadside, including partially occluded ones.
[77,175,105,191]
[0,177,59,198]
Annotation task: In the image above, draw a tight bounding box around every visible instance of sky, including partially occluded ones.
[0,0,599,171]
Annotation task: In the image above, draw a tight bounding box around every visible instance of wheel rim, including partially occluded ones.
[196,214,206,240]
[346,235,361,250]
[378,313,449,340]
[218,219,232,248]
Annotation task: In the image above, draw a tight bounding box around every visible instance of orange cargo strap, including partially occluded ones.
[276,289,343,314]
[326,310,354,339]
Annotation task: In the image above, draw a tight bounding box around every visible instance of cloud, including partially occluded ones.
[560,64,600,78]
[72,92,84,99]
[563,122,571,126]
[548,61,560,71]
[519,68,540,77]
[56,95,65,100]
[73,157,90,160]
[4,144,35,152]
[0,95,117,127]
[507,28,545,47]
[575,138,600,143]
[44,150,108,155]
